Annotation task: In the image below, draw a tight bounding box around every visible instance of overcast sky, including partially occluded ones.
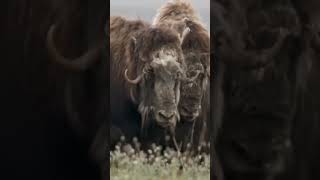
[110,0,210,30]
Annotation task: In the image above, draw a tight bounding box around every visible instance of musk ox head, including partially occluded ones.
[152,0,201,25]
[217,29,301,176]
[152,0,210,122]
[178,52,209,121]
[124,26,191,131]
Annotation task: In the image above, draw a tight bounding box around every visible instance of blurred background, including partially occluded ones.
[110,0,210,31]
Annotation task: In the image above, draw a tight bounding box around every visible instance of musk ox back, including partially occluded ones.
[110,16,188,147]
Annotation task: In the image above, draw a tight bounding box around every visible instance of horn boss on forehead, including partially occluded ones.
[133,26,185,64]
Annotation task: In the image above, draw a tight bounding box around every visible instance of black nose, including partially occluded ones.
[158,110,175,120]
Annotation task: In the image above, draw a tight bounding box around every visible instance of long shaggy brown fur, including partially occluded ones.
[153,0,202,26]
[152,0,210,53]
[152,0,210,147]
[110,16,183,94]
[110,16,184,133]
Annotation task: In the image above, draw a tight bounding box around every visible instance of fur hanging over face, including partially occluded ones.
[110,16,185,134]
[152,0,210,147]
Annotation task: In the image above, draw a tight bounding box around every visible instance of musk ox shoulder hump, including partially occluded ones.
[110,16,149,35]
[152,0,199,25]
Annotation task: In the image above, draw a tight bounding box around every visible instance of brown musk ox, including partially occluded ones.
[152,0,210,150]
[45,1,107,179]
[109,16,195,149]
[2,0,107,180]
[211,0,313,180]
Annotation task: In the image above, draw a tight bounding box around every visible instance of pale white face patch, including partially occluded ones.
[152,49,179,67]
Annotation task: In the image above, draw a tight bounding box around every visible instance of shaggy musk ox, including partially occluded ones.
[45,2,107,179]
[152,0,210,149]
[109,16,194,149]
[211,0,314,180]
[1,0,106,179]
[46,24,107,179]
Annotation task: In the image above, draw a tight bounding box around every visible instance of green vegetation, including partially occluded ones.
[110,138,210,180]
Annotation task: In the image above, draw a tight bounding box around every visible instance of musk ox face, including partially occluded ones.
[139,48,183,129]
[152,0,210,123]
[179,53,208,121]
[125,27,187,131]
[216,4,301,174]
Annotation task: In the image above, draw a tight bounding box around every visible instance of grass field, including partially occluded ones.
[110,139,210,180]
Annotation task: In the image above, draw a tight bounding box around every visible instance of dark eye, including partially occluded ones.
[155,52,160,58]
[176,71,182,79]
[143,64,153,76]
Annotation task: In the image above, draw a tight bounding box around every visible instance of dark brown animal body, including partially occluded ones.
[1,0,106,180]
[109,16,187,149]
[211,1,318,180]
[153,0,210,150]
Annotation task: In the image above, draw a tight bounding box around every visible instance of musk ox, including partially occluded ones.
[46,24,106,180]
[109,16,194,149]
[152,0,210,149]
[2,1,107,180]
[212,0,308,180]
[45,2,107,179]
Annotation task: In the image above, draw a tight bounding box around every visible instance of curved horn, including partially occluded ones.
[124,69,143,84]
[46,24,102,71]
[180,27,191,45]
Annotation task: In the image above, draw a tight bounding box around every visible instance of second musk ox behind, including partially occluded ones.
[109,16,193,149]
[152,0,210,149]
